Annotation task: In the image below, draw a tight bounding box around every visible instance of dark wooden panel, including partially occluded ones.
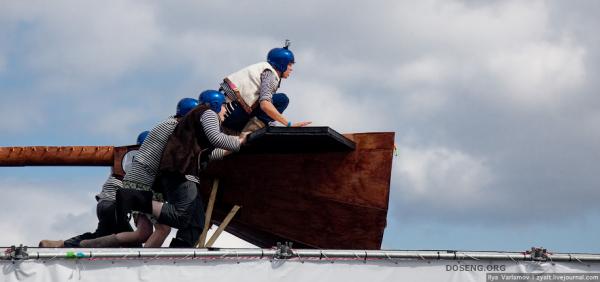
[244,127,356,153]
[200,132,395,249]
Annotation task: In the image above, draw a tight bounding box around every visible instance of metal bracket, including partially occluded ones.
[5,245,28,261]
[526,247,551,261]
[275,242,294,259]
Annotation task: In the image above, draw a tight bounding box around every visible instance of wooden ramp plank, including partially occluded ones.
[244,127,356,153]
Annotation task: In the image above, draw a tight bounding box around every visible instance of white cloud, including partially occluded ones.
[487,38,586,107]
[397,90,448,119]
[284,80,385,132]
[159,31,275,82]
[388,1,549,53]
[379,1,587,111]
[387,57,451,117]
[5,1,161,89]
[0,179,97,246]
[393,145,494,210]
[392,57,449,86]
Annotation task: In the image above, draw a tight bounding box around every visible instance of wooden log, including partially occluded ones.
[0,146,114,166]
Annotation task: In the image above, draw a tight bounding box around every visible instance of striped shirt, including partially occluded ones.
[201,110,241,153]
[210,148,227,161]
[123,112,240,191]
[219,69,279,103]
[95,175,123,202]
[124,116,181,188]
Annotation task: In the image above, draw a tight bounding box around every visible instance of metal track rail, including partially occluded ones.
[4,246,600,262]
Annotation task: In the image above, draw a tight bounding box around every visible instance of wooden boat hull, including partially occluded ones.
[199,132,394,249]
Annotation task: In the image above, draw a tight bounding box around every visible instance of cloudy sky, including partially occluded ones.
[1,0,599,252]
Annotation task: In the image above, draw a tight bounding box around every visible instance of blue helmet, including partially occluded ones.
[176,97,199,117]
[199,90,226,113]
[267,40,295,73]
[136,130,150,145]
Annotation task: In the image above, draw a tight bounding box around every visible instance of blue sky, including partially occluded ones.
[1,0,600,252]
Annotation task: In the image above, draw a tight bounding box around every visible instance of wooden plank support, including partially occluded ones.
[195,179,219,248]
[205,205,241,248]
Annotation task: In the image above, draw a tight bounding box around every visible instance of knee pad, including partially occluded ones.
[174,209,192,229]
[272,93,289,111]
